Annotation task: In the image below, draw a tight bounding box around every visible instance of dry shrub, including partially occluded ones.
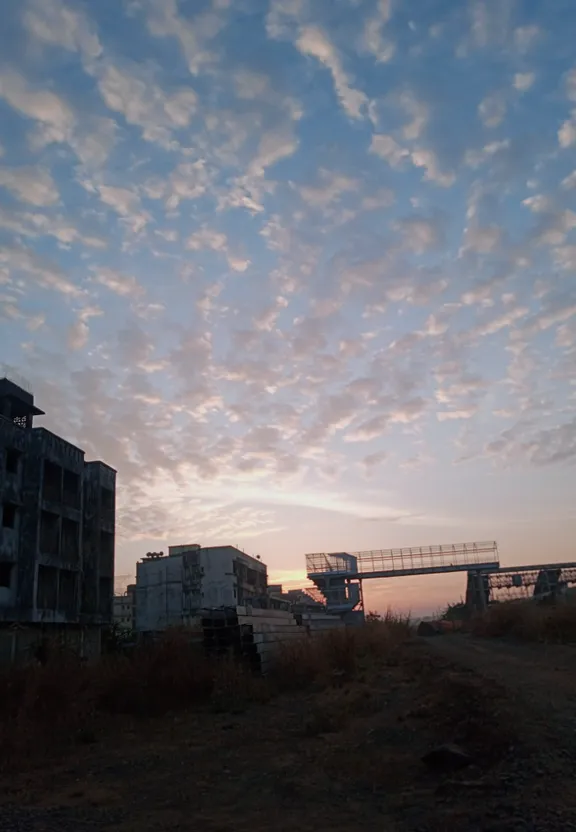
[95,631,215,716]
[0,629,237,770]
[272,613,411,690]
[473,600,576,643]
[0,614,413,770]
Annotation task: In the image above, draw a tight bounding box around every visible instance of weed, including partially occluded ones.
[472,599,576,643]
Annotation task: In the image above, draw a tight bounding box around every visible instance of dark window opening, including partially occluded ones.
[42,460,62,503]
[40,510,60,556]
[0,563,13,589]
[2,503,17,529]
[37,565,58,609]
[99,577,112,616]
[5,448,21,475]
[99,530,114,576]
[58,570,77,614]
[63,469,80,508]
[101,486,114,511]
[61,517,80,562]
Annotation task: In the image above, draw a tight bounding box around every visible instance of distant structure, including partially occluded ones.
[113,583,136,631]
[0,372,116,661]
[135,544,267,633]
[306,541,500,619]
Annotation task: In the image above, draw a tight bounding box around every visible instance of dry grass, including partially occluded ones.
[0,616,410,772]
[472,599,576,643]
[271,612,412,690]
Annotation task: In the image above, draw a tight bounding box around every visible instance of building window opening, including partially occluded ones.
[5,448,21,475]
[99,577,112,616]
[63,469,80,508]
[58,570,77,614]
[0,563,13,588]
[37,565,58,609]
[40,510,60,556]
[2,503,17,529]
[43,460,62,503]
[61,517,80,562]
[99,530,114,575]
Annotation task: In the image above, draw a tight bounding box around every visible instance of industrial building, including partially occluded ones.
[135,544,267,633]
[0,372,116,661]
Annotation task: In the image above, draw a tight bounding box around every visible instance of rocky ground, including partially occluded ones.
[1,635,576,831]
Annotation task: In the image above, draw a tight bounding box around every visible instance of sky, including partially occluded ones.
[0,0,575,616]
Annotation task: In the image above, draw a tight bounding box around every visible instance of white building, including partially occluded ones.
[135,544,268,633]
[113,584,135,631]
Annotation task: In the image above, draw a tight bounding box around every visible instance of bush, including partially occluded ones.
[272,611,411,690]
[472,599,576,643]
[0,614,413,770]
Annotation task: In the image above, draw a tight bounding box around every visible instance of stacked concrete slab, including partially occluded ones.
[199,605,343,673]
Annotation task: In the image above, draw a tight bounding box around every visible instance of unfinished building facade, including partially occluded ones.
[0,374,116,661]
[135,544,268,633]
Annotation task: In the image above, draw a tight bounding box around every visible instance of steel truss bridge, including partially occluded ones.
[305,541,576,614]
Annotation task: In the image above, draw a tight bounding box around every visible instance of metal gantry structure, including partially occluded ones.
[305,540,576,615]
[305,541,500,615]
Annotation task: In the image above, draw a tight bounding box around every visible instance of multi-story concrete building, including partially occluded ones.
[113,583,136,631]
[0,373,116,660]
[135,544,268,633]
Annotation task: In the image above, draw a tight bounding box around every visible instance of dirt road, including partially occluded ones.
[2,637,576,832]
[427,635,576,753]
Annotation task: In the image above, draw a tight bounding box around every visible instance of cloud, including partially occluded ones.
[248,126,299,176]
[394,214,444,253]
[94,61,198,147]
[513,72,535,92]
[0,206,105,248]
[299,168,359,208]
[467,306,529,338]
[461,224,502,254]
[478,91,507,127]
[370,134,409,168]
[399,91,429,141]
[186,227,249,272]
[486,418,576,468]
[361,0,395,64]
[0,68,75,145]
[266,0,306,41]
[437,407,478,421]
[3,0,575,583]
[0,245,83,296]
[67,305,103,351]
[144,160,212,209]
[23,0,102,64]
[559,112,576,148]
[513,24,541,53]
[140,0,226,75]
[91,267,145,298]
[410,149,455,187]
[296,26,367,119]
[0,165,59,206]
[0,68,115,167]
[96,184,150,233]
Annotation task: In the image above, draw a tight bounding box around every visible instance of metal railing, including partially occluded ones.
[306,541,499,577]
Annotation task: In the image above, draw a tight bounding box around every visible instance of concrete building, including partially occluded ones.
[0,373,116,660]
[113,583,136,631]
[135,544,267,633]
